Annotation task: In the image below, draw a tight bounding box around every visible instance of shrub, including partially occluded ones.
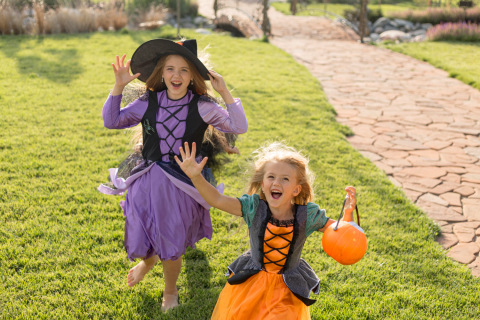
[1,0,85,9]
[344,7,383,23]
[95,2,128,31]
[126,0,163,14]
[127,0,197,17]
[164,0,198,17]
[0,5,25,34]
[389,7,480,25]
[426,21,480,41]
[129,4,165,26]
[0,1,128,35]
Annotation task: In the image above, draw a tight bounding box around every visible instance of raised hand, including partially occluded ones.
[207,70,235,105]
[112,54,140,88]
[174,142,208,179]
[208,70,228,94]
[344,186,357,213]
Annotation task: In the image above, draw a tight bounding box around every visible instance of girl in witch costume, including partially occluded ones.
[175,142,357,319]
[98,39,248,311]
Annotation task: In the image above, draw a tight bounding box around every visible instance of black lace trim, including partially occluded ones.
[269,216,294,227]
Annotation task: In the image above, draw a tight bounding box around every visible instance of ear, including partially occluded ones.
[293,185,302,196]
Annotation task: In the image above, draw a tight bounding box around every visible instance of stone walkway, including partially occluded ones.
[269,9,480,276]
[197,0,480,276]
[269,8,358,41]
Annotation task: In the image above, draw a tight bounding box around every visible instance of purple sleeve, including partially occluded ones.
[198,98,248,134]
[102,94,148,129]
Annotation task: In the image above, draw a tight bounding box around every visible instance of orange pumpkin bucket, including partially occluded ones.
[322,198,367,265]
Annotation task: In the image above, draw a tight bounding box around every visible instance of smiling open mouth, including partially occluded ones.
[271,191,282,199]
[171,81,182,89]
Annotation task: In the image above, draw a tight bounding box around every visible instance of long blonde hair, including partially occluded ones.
[247,142,315,205]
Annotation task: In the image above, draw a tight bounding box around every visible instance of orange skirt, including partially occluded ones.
[211,271,311,320]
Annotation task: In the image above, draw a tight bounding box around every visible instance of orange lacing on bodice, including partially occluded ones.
[263,222,294,273]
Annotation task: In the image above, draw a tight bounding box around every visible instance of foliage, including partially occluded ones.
[1,27,480,319]
[127,0,197,17]
[343,7,383,23]
[1,0,95,9]
[381,41,480,90]
[0,3,128,35]
[369,0,422,5]
[426,21,480,41]
[164,0,198,17]
[390,7,480,24]
[272,2,415,17]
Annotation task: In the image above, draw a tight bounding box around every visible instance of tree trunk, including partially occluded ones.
[359,0,367,43]
[177,0,181,39]
[262,0,270,37]
[290,0,298,15]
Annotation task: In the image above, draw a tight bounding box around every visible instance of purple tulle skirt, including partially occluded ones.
[99,156,224,262]
[123,164,213,261]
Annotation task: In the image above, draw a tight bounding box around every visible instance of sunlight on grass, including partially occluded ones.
[381,41,480,90]
[1,27,480,319]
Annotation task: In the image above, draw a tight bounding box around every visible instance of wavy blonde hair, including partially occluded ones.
[247,142,315,205]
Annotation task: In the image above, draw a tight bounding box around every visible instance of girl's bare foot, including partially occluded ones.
[127,256,158,287]
[161,289,179,311]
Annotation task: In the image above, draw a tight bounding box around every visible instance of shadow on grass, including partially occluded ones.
[136,247,215,320]
[0,34,86,83]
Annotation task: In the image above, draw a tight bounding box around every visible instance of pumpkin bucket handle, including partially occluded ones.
[333,197,360,231]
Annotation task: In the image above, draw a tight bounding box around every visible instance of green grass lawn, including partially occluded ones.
[1,27,480,319]
[381,41,480,91]
[271,2,418,17]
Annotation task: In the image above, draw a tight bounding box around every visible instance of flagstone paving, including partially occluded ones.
[196,0,480,276]
[269,9,480,276]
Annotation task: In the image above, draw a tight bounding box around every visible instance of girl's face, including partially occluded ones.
[261,161,302,210]
[162,55,193,100]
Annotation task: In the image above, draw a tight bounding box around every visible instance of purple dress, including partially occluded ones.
[99,90,248,261]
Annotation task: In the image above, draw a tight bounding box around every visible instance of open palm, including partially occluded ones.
[174,142,208,179]
[112,54,140,87]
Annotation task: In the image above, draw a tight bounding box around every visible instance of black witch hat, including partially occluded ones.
[130,39,210,83]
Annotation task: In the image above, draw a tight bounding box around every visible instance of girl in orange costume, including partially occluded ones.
[175,141,357,319]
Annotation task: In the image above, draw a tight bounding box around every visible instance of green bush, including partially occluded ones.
[127,0,162,12]
[166,0,198,17]
[343,7,383,23]
[288,0,357,5]
[127,0,197,17]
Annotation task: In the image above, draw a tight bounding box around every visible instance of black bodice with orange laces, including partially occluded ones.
[226,201,321,307]
[263,217,294,274]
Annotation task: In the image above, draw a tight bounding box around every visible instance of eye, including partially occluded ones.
[283,177,289,181]
[267,175,274,179]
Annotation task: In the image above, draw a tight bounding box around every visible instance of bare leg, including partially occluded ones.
[161,257,182,311]
[127,255,159,287]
